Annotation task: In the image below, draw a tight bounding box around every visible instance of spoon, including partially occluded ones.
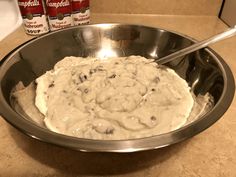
[157,26,236,65]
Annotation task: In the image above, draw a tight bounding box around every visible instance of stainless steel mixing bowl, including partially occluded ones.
[0,24,234,152]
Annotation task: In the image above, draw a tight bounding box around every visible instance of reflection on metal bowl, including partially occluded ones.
[0,24,234,152]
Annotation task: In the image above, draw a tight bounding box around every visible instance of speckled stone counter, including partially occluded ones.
[0,14,236,177]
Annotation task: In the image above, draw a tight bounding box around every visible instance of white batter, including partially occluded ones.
[34,56,195,140]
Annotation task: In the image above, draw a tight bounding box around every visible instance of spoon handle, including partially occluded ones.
[158,26,236,65]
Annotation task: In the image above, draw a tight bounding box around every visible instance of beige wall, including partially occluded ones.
[90,0,223,16]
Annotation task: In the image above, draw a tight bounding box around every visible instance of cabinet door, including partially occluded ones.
[220,0,236,27]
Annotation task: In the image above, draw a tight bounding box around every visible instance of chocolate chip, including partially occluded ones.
[105,128,114,134]
[150,116,157,121]
[79,73,88,83]
[151,88,155,91]
[89,69,96,75]
[48,83,55,88]
[62,90,67,93]
[108,74,116,79]
[84,88,89,93]
[115,62,119,65]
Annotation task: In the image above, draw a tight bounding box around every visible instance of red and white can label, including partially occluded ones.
[45,0,74,31]
[18,0,49,35]
[72,0,90,25]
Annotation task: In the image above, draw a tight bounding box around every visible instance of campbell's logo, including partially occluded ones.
[18,0,40,8]
[46,0,70,8]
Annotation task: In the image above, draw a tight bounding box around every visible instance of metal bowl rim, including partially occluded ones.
[0,23,234,152]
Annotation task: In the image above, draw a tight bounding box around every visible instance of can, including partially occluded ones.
[71,0,90,25]
[45,0,74,31]
[18,0,49,35]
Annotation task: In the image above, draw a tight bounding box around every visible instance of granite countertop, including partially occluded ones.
[0,14,236,177]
